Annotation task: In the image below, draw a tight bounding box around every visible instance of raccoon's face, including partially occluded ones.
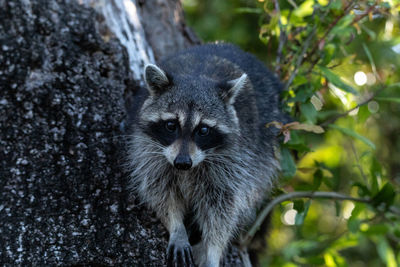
[137,64,248,170]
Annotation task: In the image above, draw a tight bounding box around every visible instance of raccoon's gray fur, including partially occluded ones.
[128,43,283,267]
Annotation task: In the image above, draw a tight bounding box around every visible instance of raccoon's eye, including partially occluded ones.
[165,120,178,132]
[197,125,210,136]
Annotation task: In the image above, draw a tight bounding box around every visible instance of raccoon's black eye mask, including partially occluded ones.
[143,120,226,150]
[144,119,180,146]
[193,124,226,151]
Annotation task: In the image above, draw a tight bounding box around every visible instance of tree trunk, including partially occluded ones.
[0,0,243,265]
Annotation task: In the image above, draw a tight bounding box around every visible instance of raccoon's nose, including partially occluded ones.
[174,154,192,170]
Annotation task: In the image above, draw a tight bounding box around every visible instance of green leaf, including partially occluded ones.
[289,85,314,103]
[329,124,376,150]
[370,158,382,195]
[285,142,311,153]
[348,202,366,232]
[313,169,323,190]
[360,25,377,40]
[372,183,396,208]
[281,147,296,178]
[293,199,305,213]
[363,43,377,76]
[293,0,314,18]
[352,182,371,197]
[361,224,389,236]
[295,200,311,225]
[347,218,360,233]
[377,237,398,267]
[301,102,318,124]
[387,82,400,89]
[319,66,358,95]
[350,202,366,218]
[358,105,371,124]
[375,97,400,104]
[394,227,400,238]
[234,7,262,14]
[322,46,336,66]
[292,75,309,87]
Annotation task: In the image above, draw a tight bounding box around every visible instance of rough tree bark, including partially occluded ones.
[0,0,243,265]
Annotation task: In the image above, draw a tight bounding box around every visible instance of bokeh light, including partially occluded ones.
[354,71,367,86]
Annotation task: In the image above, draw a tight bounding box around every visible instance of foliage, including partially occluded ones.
[183,0,400,266]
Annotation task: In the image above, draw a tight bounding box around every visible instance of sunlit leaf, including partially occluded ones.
[319,66,358,94]
[311,95,323,111]
[377,237,398,267]
[293,0,314,18]
[363,43,378,78]
[287,122,325,134]
[331,236,358,250]
[358,105,371,124]
[353,202,366,215]
[317,0,329,6]
[324,252,336,267]
[329,124,376,150]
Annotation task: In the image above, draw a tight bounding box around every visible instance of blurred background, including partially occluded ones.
[182,0,400,266]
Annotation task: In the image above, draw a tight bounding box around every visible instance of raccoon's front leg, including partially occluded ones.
[161,198,195,267]
[195,203,240,267]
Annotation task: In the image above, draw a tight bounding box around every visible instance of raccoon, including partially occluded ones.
[128,43,283,267]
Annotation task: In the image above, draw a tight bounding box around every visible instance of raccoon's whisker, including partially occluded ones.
[129,136,165,150]
[141,152,165,156]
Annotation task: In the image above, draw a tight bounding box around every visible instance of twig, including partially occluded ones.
[283,25,317,91]
[240,191,370,248]
[350,142,369,187]
[283,1,338,90]
[308,0,357,60]
[305,0,358,75]
[352,4,378,25]
[274,0,286,74]
[320,85,384,126]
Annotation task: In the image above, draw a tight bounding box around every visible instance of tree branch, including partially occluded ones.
[240,191,370,248]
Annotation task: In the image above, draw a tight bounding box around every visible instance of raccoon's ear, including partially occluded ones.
[220,73,248,105]
[144,64,170,96]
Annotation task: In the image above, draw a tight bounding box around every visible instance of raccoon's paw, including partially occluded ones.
[167,240,195,267]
